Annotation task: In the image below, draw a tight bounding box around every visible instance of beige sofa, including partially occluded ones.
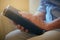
[0,14,16,40]
[28,30,60,40]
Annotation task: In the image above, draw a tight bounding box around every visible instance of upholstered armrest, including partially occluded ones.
[0,14,16,40]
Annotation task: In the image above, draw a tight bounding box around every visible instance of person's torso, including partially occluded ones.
[45,0,60,22]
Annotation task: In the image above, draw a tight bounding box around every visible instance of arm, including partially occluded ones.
[16,0,60,31]
[45,18,60,30]
[17,11,60,31]
[31,15,60,31]
[29,0,60,31]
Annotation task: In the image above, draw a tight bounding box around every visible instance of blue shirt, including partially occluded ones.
[37,0,60,23]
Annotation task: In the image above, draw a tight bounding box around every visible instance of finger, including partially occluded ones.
[24,29,29,33]
[20,26,24,31]
[17,25,25,31]
[17,25,21,29]
[12,21,17,25]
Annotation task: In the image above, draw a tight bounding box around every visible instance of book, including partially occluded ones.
[3,5,44,35]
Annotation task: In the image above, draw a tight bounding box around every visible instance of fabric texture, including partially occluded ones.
[37,0,60,22]
[5,29,36,40]
[28,29,60,40]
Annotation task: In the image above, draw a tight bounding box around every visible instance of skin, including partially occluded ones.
[14,11,60,32]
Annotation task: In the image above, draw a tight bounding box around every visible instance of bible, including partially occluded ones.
[3,5,44,35]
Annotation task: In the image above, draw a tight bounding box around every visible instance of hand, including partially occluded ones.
[18,11,42,29]
[12,21,29,32]
[12,11,32,32]
[16,24,29,32]
[12,11,41,32]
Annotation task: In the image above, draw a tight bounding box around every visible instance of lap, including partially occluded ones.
[5,29,36,40]
[5,29,60,40]
[28,29,60,40]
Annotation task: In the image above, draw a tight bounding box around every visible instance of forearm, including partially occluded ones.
[46,17,60,30]
[30,16,60,31]
[19,11,60,31]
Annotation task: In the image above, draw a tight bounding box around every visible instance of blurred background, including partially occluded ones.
[0,0,40,40]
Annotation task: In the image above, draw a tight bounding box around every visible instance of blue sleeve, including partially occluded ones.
[37,0,47,12]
